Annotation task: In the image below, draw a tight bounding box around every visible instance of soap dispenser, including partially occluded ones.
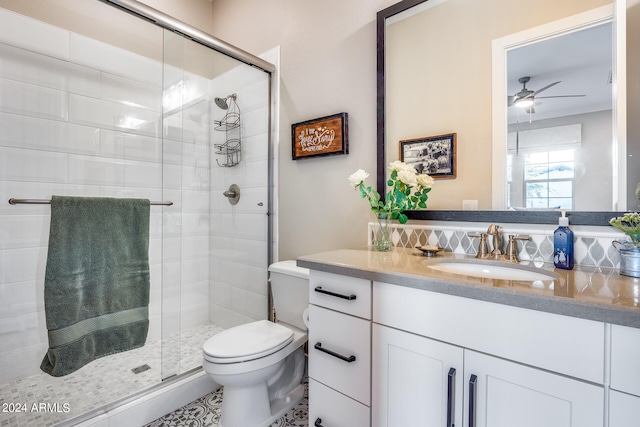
[553,210,574,270]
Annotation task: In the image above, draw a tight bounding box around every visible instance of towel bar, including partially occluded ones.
[8,198,173,206]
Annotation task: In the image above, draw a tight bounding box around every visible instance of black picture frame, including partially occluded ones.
[400,133,456,178]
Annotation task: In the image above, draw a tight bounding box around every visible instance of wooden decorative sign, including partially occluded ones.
[291,112,348,160]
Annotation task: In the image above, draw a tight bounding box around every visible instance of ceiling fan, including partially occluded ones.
[507,76,585,113]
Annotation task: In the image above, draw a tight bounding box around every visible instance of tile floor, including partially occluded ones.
[144,377,309,427]
[0,323,223,427]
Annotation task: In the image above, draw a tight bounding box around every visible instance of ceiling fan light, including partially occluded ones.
[515,98,534,108]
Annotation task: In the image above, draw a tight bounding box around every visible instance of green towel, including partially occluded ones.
[41,196,151,377]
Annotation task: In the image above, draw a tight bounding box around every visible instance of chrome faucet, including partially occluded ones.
[487,224,503,259]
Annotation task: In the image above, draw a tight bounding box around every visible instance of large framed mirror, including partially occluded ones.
[377,0,635,225]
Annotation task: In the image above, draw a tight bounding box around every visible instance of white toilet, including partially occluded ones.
[202,261,309,427]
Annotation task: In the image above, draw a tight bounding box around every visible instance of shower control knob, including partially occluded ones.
[223,184,240,205]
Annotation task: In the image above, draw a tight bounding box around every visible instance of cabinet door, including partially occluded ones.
[372,324,463,427]
[309,379,370,427]
[464,351,603,427]
[610,390,640,427]
[610,324,640,396]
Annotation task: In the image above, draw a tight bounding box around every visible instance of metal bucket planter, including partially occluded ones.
[612,240,640,278]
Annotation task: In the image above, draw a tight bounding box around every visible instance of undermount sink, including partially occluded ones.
[425,260,558,281]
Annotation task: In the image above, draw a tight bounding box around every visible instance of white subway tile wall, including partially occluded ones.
[0,5,272,399]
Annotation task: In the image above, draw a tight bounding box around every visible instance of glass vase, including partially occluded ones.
[374,212,392,251]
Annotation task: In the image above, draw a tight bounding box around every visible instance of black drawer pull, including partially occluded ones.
[314,418,324,427]
[469,374,478,427]
[314,286,356,300]
[447,367,456,427]
[314,342,356,362]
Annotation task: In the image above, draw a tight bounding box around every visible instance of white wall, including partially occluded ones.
[208,0,640,260]
[210,0,400,261]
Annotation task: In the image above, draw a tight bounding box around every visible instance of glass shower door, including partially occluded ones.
[160,28,272,380]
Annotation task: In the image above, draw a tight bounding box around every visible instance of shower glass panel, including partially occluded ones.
[0,1,273,425]
[0,2,166,424]
[160,28,272,381]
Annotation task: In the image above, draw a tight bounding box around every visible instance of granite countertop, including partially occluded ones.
[297,247,640,329]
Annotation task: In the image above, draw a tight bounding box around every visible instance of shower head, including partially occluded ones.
[214,93,237,110]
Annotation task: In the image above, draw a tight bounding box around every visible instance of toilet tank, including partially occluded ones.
[269,260,309,330]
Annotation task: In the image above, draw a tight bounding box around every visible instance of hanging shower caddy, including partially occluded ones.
[213,93,241,167]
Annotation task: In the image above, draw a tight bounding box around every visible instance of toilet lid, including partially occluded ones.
[203,320,294,363]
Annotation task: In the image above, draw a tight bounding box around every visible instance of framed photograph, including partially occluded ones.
[400,133,456,178]
[291,112,348,160]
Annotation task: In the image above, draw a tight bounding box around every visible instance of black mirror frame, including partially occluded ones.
[376,0,625,226]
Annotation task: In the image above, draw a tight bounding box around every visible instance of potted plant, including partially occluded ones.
[610,212,640,277]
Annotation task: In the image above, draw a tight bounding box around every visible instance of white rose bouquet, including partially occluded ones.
[349,161,434,224]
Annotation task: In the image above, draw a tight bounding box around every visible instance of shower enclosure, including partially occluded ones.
[0,1,275,425]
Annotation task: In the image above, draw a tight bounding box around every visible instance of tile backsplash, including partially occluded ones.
[369,221,626,268]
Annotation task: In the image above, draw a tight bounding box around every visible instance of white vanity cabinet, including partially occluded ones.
[609,390,640,427]
[308,270,372,427]
[609,324,640,427]
[464,351,603,427]
[304,266,634,426]
[373,328,603,427]
[372,324,464,427]
[372,281,605,427]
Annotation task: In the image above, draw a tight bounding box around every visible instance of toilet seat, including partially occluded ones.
[203,320,294,364]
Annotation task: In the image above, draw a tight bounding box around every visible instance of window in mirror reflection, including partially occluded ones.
[509,149,575,209]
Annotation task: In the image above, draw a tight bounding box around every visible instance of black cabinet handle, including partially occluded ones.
[447,367,456,427]
[469,374,478,427]
[314,418,323,427]
[314,342,356,362]
[314,286,356,300]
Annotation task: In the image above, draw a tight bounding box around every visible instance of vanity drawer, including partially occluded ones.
[309,379,370,427]
[373,281,604,384]
[310,270,371,319]
[611,324,640,396]
[308,305,371,405]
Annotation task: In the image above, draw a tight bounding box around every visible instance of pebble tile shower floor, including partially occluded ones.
[144,377,309,427]
[0,323,224,427]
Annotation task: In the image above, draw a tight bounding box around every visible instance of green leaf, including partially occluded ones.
[398,213,408,224]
